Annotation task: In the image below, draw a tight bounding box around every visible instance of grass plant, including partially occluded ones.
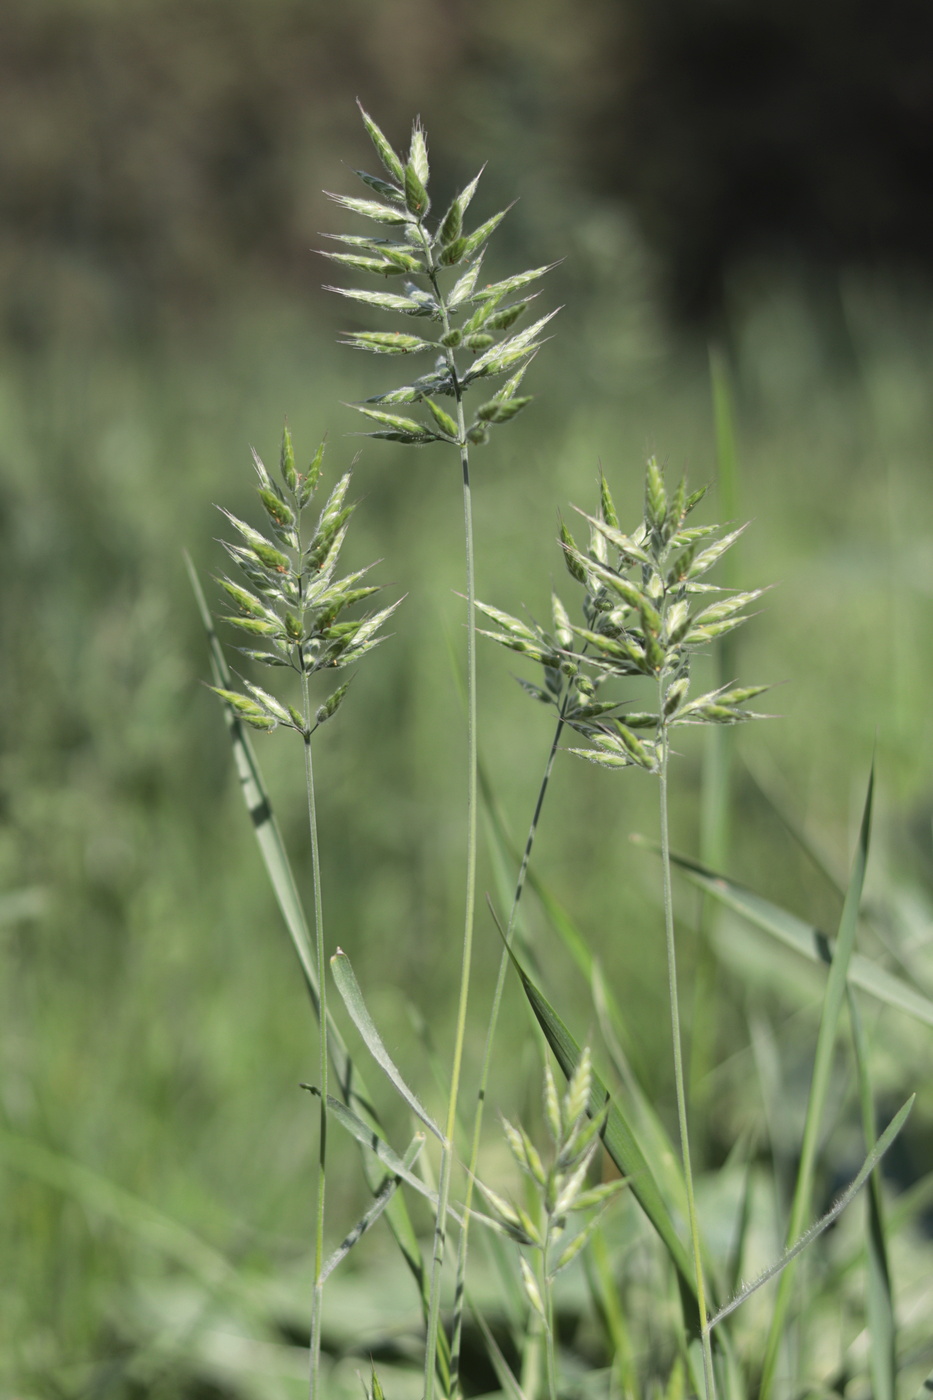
[321,103,556,1400]
[203,433,400,1397]
[181,106,929,1400]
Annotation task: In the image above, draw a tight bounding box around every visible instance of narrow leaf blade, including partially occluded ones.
[331,950,444,1141]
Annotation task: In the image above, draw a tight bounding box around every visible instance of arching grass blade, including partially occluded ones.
[331,949,444,1142]
[708,1096,912,1332]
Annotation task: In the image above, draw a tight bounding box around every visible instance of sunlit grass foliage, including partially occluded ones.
[3,106,933,1400]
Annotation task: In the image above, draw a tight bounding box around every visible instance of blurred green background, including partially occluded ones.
[3,1,933,1393]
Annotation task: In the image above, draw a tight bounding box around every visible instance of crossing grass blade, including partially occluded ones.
[471,1303,531,1400]
[319,1135,426,1285]
[304,1090,438,1205]
[758,765,874,1399]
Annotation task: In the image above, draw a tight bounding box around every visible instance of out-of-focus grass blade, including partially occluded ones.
[331,950,444,1142]
[474,1204,529,1339]
[583,1228,638,1398]
[848,987,896,1400]
[663,1357,686,1400]
[471,1303,531,1400]
[743,757,844,895]
[709,1095,913,1332]
[702,347,741,880]
[652,845,933,1029]
[320,1135,425,1285]
[725,1153,756,1302]
[186,557,318,1000]
[187,557,443,1381]
[889,1170,933,1235]
[188,555,369,1107]
[709,348,740,546]
[758,766,874,1400]
[503,940,702,1332]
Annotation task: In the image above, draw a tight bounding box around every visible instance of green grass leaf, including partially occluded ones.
[331,949,444,1141]
[661,849,933,1028]
[759,764,875,1398]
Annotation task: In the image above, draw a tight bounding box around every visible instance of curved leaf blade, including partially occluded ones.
[331,949,444,1141]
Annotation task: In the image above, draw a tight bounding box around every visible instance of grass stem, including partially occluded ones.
[422,233,479,1400]
[657,689,715,1400]
[299,486,328,1399]
[301,694,328,1398]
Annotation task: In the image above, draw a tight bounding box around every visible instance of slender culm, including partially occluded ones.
[324,105,555,1399]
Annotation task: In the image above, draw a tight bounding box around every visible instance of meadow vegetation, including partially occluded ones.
[3,100,933,1400]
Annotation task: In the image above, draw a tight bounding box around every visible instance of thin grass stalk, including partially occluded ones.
[295,473,330,1400]
[704,347,741,858]
[698,354,740,882]
[693,349,742,1111]
[326,113,554,1390]
[450,706,568,1392]
[542,1225,560,1400]
[657,689,716,1400]
[302,692,328,1400]
[421,235,479,1400]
